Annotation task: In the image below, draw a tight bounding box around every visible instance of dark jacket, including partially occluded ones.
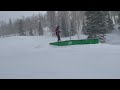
[55,26,61,36]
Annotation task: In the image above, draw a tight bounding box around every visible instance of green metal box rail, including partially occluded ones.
[49,39,99,46]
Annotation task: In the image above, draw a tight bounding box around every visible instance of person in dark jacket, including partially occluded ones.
[55,26,61,41]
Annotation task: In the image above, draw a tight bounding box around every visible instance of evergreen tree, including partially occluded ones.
[81,19,87,35]
[18,19,25,36]
[107,13,114,33]
[70,19,76,36]
[70,11,77,36]
[102,11,114,33]
[84,11,108,42]
[7,18,13,35]
[107,18,114,33]
[38,21,43,35]
[47,11,56,36]
[60,11,69,37]
[61,15,68,37]
[9,18,13,34]
[29,28,34,36]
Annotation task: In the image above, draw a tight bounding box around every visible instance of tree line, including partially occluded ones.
[0,11,120,42]
[0,11,85,37]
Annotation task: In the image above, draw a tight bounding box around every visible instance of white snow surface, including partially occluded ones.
[0,34,120,79]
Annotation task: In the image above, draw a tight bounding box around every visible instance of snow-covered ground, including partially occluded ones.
[0,33,120,79]
[1,12,120,79]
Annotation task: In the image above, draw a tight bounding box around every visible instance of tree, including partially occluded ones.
[101,11,114,33]
[70,11,77,36]
[110,11,119,25]
[8,18,13,34]
[84,11,108,42]
[13,19,21,34]
[47,11,56,36]
[29,28,34,36]
[18,19,25,36]
[60,11,70,37]
[117,12,120,24]
[38,21,43,35]
[70,19,76,36]
[106,12,114,33]
[82,18,87,35]
[0,21,7,36]
[117,12,120,31]
[72,11,85,39]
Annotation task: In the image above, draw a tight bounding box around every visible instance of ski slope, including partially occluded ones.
[0,35,120,79]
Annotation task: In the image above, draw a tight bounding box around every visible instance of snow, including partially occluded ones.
[0,34,120,79]
[43,27,52,36]
[106,25,120,45]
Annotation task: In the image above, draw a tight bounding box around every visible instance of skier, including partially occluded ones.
[55,26,61,41]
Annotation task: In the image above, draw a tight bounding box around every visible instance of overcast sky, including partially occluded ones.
[0,11,46,23]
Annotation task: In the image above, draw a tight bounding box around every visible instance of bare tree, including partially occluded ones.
[47,11,56,36]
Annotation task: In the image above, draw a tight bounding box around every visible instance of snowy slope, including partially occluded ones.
[0,35,120,79]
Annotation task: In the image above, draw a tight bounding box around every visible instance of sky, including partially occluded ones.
[0,11,46,23]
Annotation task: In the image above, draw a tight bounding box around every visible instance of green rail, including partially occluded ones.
[50,39,99,46]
